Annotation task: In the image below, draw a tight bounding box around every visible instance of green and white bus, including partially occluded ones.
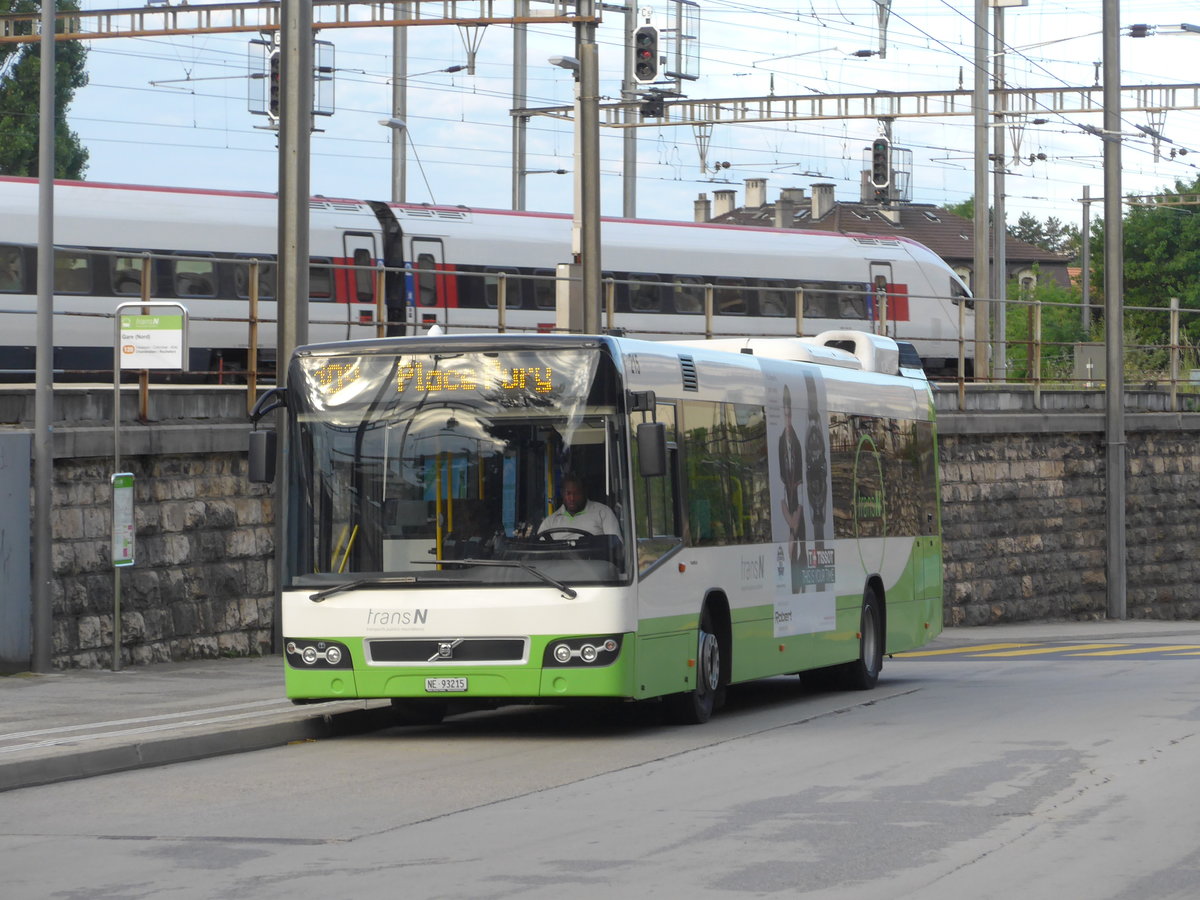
[249,329,942,724]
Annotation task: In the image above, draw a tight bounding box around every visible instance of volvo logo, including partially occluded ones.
[429,639,463,662]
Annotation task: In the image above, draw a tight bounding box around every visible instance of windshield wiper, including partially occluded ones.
[411,558,577,599]
[308,576,418,603]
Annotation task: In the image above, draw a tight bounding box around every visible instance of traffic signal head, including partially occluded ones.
[268,50,282,120]
[869,136,890,190]
[633,26,660,83]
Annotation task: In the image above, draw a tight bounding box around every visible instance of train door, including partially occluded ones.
[868,261,909,336]
[408,237,446,332]
[342,232,379,339]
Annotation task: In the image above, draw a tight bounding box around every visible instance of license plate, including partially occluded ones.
[425,676,468,693]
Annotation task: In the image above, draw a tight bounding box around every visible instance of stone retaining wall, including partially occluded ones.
[50,452,274,668]
[25,406,1200,668]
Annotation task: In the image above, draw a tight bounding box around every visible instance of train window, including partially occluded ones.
[714,278,748,315]
[173,255,216,298]
[531,268,556,310]
[415,253,439,307]
[801,281,837,319]
[310,258,333,301]
[628,273,662,312]
[838,283,868,318]
[0,245,22,293]
[352,248,375,302]
[54,250,92,294]
[672,276,704,314]
[484,268,522,309]
[111,253,155,296]
[234,257,276,300]
[757,281,793,317]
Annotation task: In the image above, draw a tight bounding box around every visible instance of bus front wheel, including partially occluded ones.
[663,606,723,725]
[838,587,884,690]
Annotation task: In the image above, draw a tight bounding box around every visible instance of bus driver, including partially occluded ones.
[538,474,620,539]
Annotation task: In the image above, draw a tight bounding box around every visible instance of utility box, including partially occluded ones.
[1073,342,1106,384]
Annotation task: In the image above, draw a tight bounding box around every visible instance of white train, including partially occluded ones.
[0,176,974,378]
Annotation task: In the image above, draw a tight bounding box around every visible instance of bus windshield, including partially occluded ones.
[285,344,630,590]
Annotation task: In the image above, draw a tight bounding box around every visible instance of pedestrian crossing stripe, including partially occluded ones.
[894,642,1200,659]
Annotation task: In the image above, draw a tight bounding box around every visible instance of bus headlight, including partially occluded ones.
[543,635,623,668]
[285,639,353,670]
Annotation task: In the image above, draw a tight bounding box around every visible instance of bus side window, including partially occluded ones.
[0,245,23,292]
[352,248,375,302]
[54,250,93,294]
[173,254,216,298]
[112,252,155,296]
[310,258,333,301]
[632,404,681,574]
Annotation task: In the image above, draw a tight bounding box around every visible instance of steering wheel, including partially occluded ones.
[537,527,593,542]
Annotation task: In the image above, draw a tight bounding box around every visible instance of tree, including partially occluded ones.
[1091,175,1200,345]
[0,0,89,178]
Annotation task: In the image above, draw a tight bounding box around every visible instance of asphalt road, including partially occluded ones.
[3,641,1198,899]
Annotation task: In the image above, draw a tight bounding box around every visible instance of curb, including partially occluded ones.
[0,705,396,794]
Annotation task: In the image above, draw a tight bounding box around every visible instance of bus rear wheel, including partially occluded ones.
[663,606,723,725]
[837,587,883,690]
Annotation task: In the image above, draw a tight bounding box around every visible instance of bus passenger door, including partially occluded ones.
[342,232,379,339]
[409,237,446,333]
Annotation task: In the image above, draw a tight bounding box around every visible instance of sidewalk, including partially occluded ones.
[4,619,1200,794]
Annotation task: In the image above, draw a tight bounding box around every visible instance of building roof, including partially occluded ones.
[708,195,1069,270]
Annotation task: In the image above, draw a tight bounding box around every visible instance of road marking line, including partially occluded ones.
[970,643,1127,657]
[893,643,1035,657]
[1067,645,1200,656]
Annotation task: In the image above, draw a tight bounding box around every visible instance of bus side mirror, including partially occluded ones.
[637,421,668,477]
[248,430,277,484]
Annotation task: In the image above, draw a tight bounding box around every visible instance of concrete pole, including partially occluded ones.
[579,8,602,333]
[390,3,409,203]
[622,4,637,218]
[972,0,990,380]
[512,0,528,210]
[274,0,314,650]
[991,5,1008,381]
[32,0,57,673]
[1102,0,1126,619]
[1080,185,1092,330]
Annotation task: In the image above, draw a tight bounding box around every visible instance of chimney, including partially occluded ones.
[694,193,712,223]
[775,195,795,229]
[713,189,736,218]
[745,177,768,209]
[779,187,806,206]
[811,183,836,219]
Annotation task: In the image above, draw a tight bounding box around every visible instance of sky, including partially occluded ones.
[43,1,1200,229]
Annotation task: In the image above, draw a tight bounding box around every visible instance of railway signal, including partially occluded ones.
[869,136,891,190]
[633,25,660,83]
